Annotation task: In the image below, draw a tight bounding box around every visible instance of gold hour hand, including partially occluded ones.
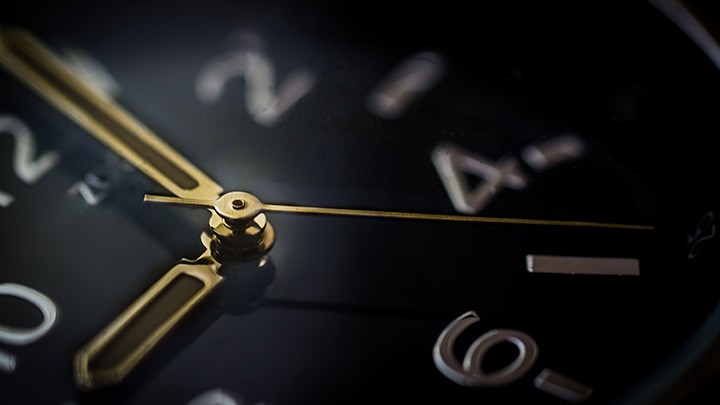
[0,27,222,199]
[74,243,224,390]
[74,192,276,389]
[73,195,274,390]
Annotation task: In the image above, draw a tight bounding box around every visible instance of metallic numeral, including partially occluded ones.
[688,211,716,259]
[431,143,527,214]
[433,311,539,386]
[67,154,134,207]
[0,283,58,374]
[432,135,584,214]
[67,172,112,206]
[0,114,60,184]
[0,47,116,208]
[196,32,315,127]
[0,114,60,207]
[434,311,592,402]
[0,283,58,345]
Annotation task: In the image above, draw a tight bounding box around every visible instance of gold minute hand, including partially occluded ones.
[0,28,229,389]
[0,27,222,200]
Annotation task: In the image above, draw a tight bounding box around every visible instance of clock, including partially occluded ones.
[1,0,719,404]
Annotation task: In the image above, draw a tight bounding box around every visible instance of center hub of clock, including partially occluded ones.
[231,199,246,210]
[207,191,275,261]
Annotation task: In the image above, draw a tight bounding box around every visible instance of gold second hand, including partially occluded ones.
[144,194,655,231]
[261,203,654,230]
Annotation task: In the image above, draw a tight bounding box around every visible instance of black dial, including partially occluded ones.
[1,1,719,404]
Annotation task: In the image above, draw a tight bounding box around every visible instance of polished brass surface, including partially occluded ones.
[73,246,224,390]
[146,193,276,260]
[0,27,223,200]
[145,192,655,231]
[145,192,263,222]
[208,213,275,261]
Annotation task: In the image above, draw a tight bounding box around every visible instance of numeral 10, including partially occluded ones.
[0,283,58,373]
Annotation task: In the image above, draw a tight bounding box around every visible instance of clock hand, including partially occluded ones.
[0,28,267,390]
[144,192,655,231]
[74,234,224,390]
[74,195,274,390]
[102,187,646,390]
[105,186,648,389]
[0,27,222,199]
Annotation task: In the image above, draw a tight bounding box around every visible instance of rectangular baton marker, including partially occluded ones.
[526,255,640,276]
[534,368,594,403]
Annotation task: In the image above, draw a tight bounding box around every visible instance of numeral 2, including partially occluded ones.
[196,33,315,127]
[1,114,60,207]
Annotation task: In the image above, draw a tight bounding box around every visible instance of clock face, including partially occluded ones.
[2,0,720,404]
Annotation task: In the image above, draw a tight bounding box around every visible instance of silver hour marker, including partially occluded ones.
[534,368,593,403]
[366,51,445,119]
[521,134,585,171]
[526,255,640,276]
[0,349,16,373]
